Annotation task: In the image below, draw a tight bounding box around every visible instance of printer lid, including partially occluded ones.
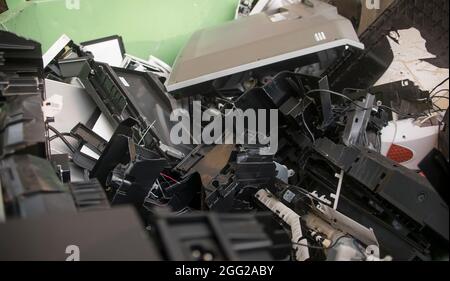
[166,0,364,93]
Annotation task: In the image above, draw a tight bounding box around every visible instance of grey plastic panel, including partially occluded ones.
[166,0,363,93]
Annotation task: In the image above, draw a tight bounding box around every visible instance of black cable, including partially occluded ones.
[431,89,449,98]
[430,77,449,94]
[292,235,351,250]
[267,71,439,120]
[322,235,351,249]
[432,95,450,100]
[308,89,429,120]
[305,89,371,110]
[292,237,326,250]
[325,86,446,119]
[432,103,444,112]
[264,72,375,117]
[47,125,77,153]
[49,133,79,142]
[424,89,449,119]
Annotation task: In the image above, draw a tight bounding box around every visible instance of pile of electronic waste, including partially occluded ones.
[0,0,448,261]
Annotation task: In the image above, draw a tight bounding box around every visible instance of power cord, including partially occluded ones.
[47,125,77,153]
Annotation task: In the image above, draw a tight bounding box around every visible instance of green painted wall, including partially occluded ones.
[4,0,24,10]
[1,0,238,65]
